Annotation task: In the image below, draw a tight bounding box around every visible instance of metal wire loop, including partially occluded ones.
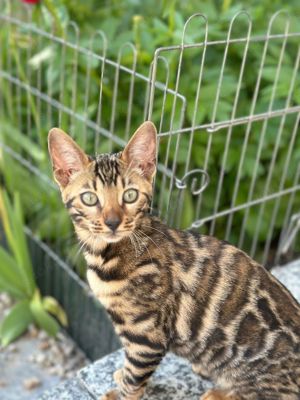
[1,4,300,264]
[175,169,210,195]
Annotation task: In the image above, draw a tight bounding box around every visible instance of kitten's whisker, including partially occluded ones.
[73,235,92,261]
[132,231,144,254]
[142,224,169,239]
[136,229,161,251]
[78,239,87,253]
[133,231,151,263]
[129,233,139,258]
[133,231,155,267]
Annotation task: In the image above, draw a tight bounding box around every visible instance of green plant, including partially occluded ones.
[0,0,299,270]
[0,189,67,346]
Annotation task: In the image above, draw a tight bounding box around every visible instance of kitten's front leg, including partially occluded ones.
[102,344,165,400]
[101,389,120,400]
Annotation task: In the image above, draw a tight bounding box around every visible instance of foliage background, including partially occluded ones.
[0,0,300,277]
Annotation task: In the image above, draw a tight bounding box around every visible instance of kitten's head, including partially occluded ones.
[48,121,157,244]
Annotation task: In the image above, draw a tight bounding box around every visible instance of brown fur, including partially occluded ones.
[48,122,300,400]
[201,389,241,400]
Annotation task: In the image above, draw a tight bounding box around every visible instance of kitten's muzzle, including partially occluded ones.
[104,216,121,233]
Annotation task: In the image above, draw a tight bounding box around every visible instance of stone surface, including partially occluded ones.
[0,294,88,400]
[0,332,62,400]
[0,331,88,400]
[40,259,300,400]
[42,350,212,400]
[272,259,300,303]
[39,377,94,400]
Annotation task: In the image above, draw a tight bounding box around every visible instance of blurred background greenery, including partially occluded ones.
[0,0,300,285]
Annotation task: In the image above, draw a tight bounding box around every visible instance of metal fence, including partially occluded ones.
[0,1,300,277]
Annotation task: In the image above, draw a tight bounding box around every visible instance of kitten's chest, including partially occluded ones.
[86,268,127,308]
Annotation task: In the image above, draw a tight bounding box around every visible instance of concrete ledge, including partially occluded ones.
[272,259,300,303]
[79,351,212,399]
[41,259,300,399]
[40,377,94,400]
[42,350,212,399]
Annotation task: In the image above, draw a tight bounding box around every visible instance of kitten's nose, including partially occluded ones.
[104,217,121,233]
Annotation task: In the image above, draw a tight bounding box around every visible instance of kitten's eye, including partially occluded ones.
[81,192,98,206]
[123,189,138,204]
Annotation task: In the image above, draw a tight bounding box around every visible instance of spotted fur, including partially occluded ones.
[48,122,300,400]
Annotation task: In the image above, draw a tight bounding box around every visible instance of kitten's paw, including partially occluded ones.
[200,389,240,400]
[100,389,120,400]
[192,363,210,379]
[113,368,123,385]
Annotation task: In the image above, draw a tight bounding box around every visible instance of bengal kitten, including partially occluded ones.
[48,122,300,400]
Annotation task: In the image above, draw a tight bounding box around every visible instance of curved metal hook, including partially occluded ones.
[267,10,290,36]
[90,30,108,56]
[175,169,210,195]
[147,55,170,130]
[65,20,80,42]
[117,41,137,64]
[228,10,252,31]
[181,13,208,46]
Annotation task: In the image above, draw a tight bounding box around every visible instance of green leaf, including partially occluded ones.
[0,247,26,299]
[0,190,36,296]
[36,209,72,241]
[0,190,16,258]
[13,193,36,291]
[0,152,57,223]
[42,296,68,327]
[0,300,33,346]
[0,121,45,162]
[30,291,60,337]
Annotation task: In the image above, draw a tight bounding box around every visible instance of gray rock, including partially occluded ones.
[272,259,300,303]
[40,377,94,400]
[43,350,212,399]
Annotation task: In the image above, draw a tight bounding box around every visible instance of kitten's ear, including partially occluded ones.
[121,121,157,181]
[48,128,90,189]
